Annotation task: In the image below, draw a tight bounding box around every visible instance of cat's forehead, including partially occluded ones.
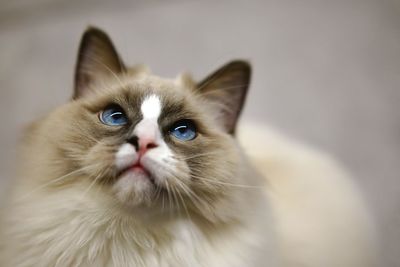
[124,73,193,98]
[122,75,195,112]
[82,73,201,124]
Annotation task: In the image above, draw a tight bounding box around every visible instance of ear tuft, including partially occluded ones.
[73,26,125,99]
[197,60,251,134]
[177,72,196,89]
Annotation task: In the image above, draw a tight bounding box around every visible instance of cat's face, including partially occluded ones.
[36,27,250,220]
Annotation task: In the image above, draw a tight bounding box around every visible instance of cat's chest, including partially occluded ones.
[5,204,256,267]
[89,217,253,267]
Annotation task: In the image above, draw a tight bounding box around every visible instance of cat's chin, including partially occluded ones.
[112,167,156,207]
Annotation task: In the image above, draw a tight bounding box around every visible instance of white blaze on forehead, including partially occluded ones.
[141,94,161,119]
[134,94,163,144]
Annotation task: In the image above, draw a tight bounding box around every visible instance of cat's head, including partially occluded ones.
[33,27,251,221]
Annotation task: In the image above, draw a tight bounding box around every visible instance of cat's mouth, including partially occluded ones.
[118,162,155,183]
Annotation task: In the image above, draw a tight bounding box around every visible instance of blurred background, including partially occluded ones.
[0,0,399,265]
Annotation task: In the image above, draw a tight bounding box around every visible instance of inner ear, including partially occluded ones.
[73,26,126,99]
[197,60,251,134]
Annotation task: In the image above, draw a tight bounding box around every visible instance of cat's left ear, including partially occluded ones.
[73,26,126,99]
[197,60,251,134]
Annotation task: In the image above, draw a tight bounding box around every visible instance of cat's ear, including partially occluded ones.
[73,26,126,99]
[197,60,251,134]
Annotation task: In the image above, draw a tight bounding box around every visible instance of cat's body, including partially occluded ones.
[0,27,378,266]
[239,124,378,266]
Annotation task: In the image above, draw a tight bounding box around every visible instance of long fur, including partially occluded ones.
[0,27,379,266]
[0,123,379,266]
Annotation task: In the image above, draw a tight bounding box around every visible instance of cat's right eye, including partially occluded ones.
[99,105,128,126]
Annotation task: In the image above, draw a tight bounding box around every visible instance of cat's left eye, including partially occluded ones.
[99,105,128,126]
[169,119,197,141]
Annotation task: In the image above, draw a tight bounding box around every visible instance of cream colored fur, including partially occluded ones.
[238,122,379,266]
[0,122,378,266]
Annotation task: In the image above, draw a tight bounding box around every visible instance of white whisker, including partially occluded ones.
[79,165,110,200]
[17,164,102,201]
[190,173,263,189]
[173,151,226,161]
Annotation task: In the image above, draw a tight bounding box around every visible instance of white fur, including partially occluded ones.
[134,94,163,147]
[141,94,161,119]
[134,119,160,144]
[115,143,138,169]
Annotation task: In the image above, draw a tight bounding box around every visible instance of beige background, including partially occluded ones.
[0,0,399,266]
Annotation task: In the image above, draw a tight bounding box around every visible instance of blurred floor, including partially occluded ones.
[0,0,399,266]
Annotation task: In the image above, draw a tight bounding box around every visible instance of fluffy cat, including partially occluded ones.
[0,27,378,267]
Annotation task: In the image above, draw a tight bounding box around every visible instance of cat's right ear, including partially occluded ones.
[73,27,125,99]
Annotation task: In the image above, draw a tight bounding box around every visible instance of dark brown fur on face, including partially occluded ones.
[21,27,252,223]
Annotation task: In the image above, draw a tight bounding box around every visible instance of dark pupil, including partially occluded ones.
[178,127,187,133]
[112,113,122,119]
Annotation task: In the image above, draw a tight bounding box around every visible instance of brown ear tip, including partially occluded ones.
[82,26,109,40]
[225,60,251,74]
[228,59,251,67]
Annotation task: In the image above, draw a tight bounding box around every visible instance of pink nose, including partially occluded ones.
[138,138,158,155]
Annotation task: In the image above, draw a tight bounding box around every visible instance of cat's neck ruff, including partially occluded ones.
[2,157,275,267]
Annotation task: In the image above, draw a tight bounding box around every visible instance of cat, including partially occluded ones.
[0,27,379,267]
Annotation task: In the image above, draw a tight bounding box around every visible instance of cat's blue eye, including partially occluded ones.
[99,105,128,126]
[170,120,197,141]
